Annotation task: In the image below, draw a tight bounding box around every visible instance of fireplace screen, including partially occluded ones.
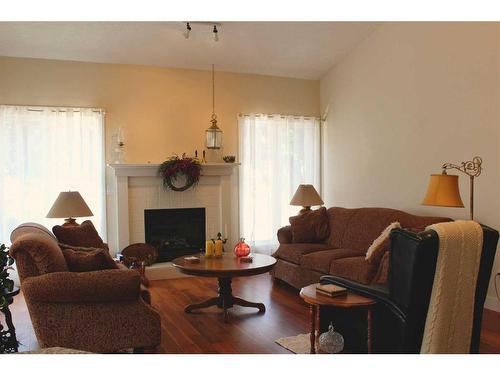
[144,208,206,262]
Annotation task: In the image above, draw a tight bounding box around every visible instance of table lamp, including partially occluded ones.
[422,156,482,220]
[290,184,324,214]
[46,191,94,226]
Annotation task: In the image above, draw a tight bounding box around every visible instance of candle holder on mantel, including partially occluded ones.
[112,128,126,164]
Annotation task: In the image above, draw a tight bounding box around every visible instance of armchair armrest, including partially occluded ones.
[22,269,141,303]
[277,225,293,244]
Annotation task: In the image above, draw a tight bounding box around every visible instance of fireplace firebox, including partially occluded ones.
[144,208,206,262]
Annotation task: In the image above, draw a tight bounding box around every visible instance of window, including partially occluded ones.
[238,114,321,254]
[0,105,106,243]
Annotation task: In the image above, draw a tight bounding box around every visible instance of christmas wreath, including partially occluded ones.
[158,155,202,192]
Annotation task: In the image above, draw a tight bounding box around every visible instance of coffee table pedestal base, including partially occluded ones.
[185,277,265,323]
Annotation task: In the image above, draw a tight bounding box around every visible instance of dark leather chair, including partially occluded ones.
[319,224,498,353]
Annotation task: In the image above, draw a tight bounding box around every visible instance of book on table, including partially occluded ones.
[315,283,347,297]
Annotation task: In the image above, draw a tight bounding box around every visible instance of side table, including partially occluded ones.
[1,286,20,353]
[299,284,376,354]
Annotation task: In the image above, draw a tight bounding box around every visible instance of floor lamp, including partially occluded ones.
[422,156,482,220]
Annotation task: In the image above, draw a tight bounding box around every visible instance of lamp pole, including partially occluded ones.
[441,156,482,220]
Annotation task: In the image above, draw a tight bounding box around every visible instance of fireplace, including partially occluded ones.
[144,208,206,262]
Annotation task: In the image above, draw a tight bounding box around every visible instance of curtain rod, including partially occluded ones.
[26,109,104,114]
[238,113,320,121]
[1,104,105,114]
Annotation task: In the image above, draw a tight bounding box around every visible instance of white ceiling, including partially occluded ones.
[0,22,380,79]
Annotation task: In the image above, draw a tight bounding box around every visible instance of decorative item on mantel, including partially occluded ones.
[234,238,251,257]
[223,155,236,163]
[112,127,126,164]
[158,154,202,192]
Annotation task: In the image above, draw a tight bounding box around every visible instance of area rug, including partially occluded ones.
[145,261,193,280]
[19,347,91,354]
[275,333,311,354]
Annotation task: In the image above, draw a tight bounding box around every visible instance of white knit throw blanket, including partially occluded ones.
[420,220,483,353]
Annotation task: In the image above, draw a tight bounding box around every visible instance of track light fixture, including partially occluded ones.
[183,22,220,42]
[184,22,191,39]
[213,25,219,42]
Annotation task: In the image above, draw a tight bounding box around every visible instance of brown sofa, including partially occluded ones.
[9,223,161,353]
[271,207,451,289]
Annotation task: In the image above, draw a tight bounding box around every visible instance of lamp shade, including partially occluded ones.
[290,184,324,207]
[422,174,464,208]
[46,191,94,218]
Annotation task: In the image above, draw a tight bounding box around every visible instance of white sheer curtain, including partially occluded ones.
[0,105,106,244]
[239,114,321,254]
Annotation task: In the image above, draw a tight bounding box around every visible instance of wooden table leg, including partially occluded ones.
[184,277,266,323]
[309,304,316,354]
[367,307,372,354]
[315,304,321,353]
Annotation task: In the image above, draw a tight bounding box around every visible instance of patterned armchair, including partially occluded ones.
[9,223,161,353]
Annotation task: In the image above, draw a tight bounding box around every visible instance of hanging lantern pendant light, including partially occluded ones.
[206,64,223,150]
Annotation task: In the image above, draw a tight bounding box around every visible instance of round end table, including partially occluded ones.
[300,283,376,354]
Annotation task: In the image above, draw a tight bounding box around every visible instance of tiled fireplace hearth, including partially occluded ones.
[106,163,239,260]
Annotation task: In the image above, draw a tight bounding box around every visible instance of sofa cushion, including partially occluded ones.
[272,243,332,264]
[289,207,329,243]
[301,248,366,274]
[326,207,451,252]
[52,220,106,249]
[62,248,118,272]
[329,256,379,285]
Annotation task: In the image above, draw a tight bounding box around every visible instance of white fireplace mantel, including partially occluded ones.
[109,162,239,177]
[106,162,240,255]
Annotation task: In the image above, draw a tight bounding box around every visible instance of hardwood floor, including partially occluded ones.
[5,274,500,353]
[479,308,500,354]
[150,274,309,353]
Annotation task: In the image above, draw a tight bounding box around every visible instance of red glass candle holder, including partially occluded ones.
[233,238,250,257]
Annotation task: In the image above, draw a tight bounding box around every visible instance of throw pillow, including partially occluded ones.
[289,207,329,243]
[62,248,118,272]
[59,242,118,268]
[365,222,401,265]
[52,220,106,249]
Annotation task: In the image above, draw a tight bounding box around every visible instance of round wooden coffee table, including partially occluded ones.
[172,253,276,323]
[300,284,376,354]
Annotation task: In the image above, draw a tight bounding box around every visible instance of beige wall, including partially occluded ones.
[0,56,319,162]
[320,22,500,310]
[0,55,319,253]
